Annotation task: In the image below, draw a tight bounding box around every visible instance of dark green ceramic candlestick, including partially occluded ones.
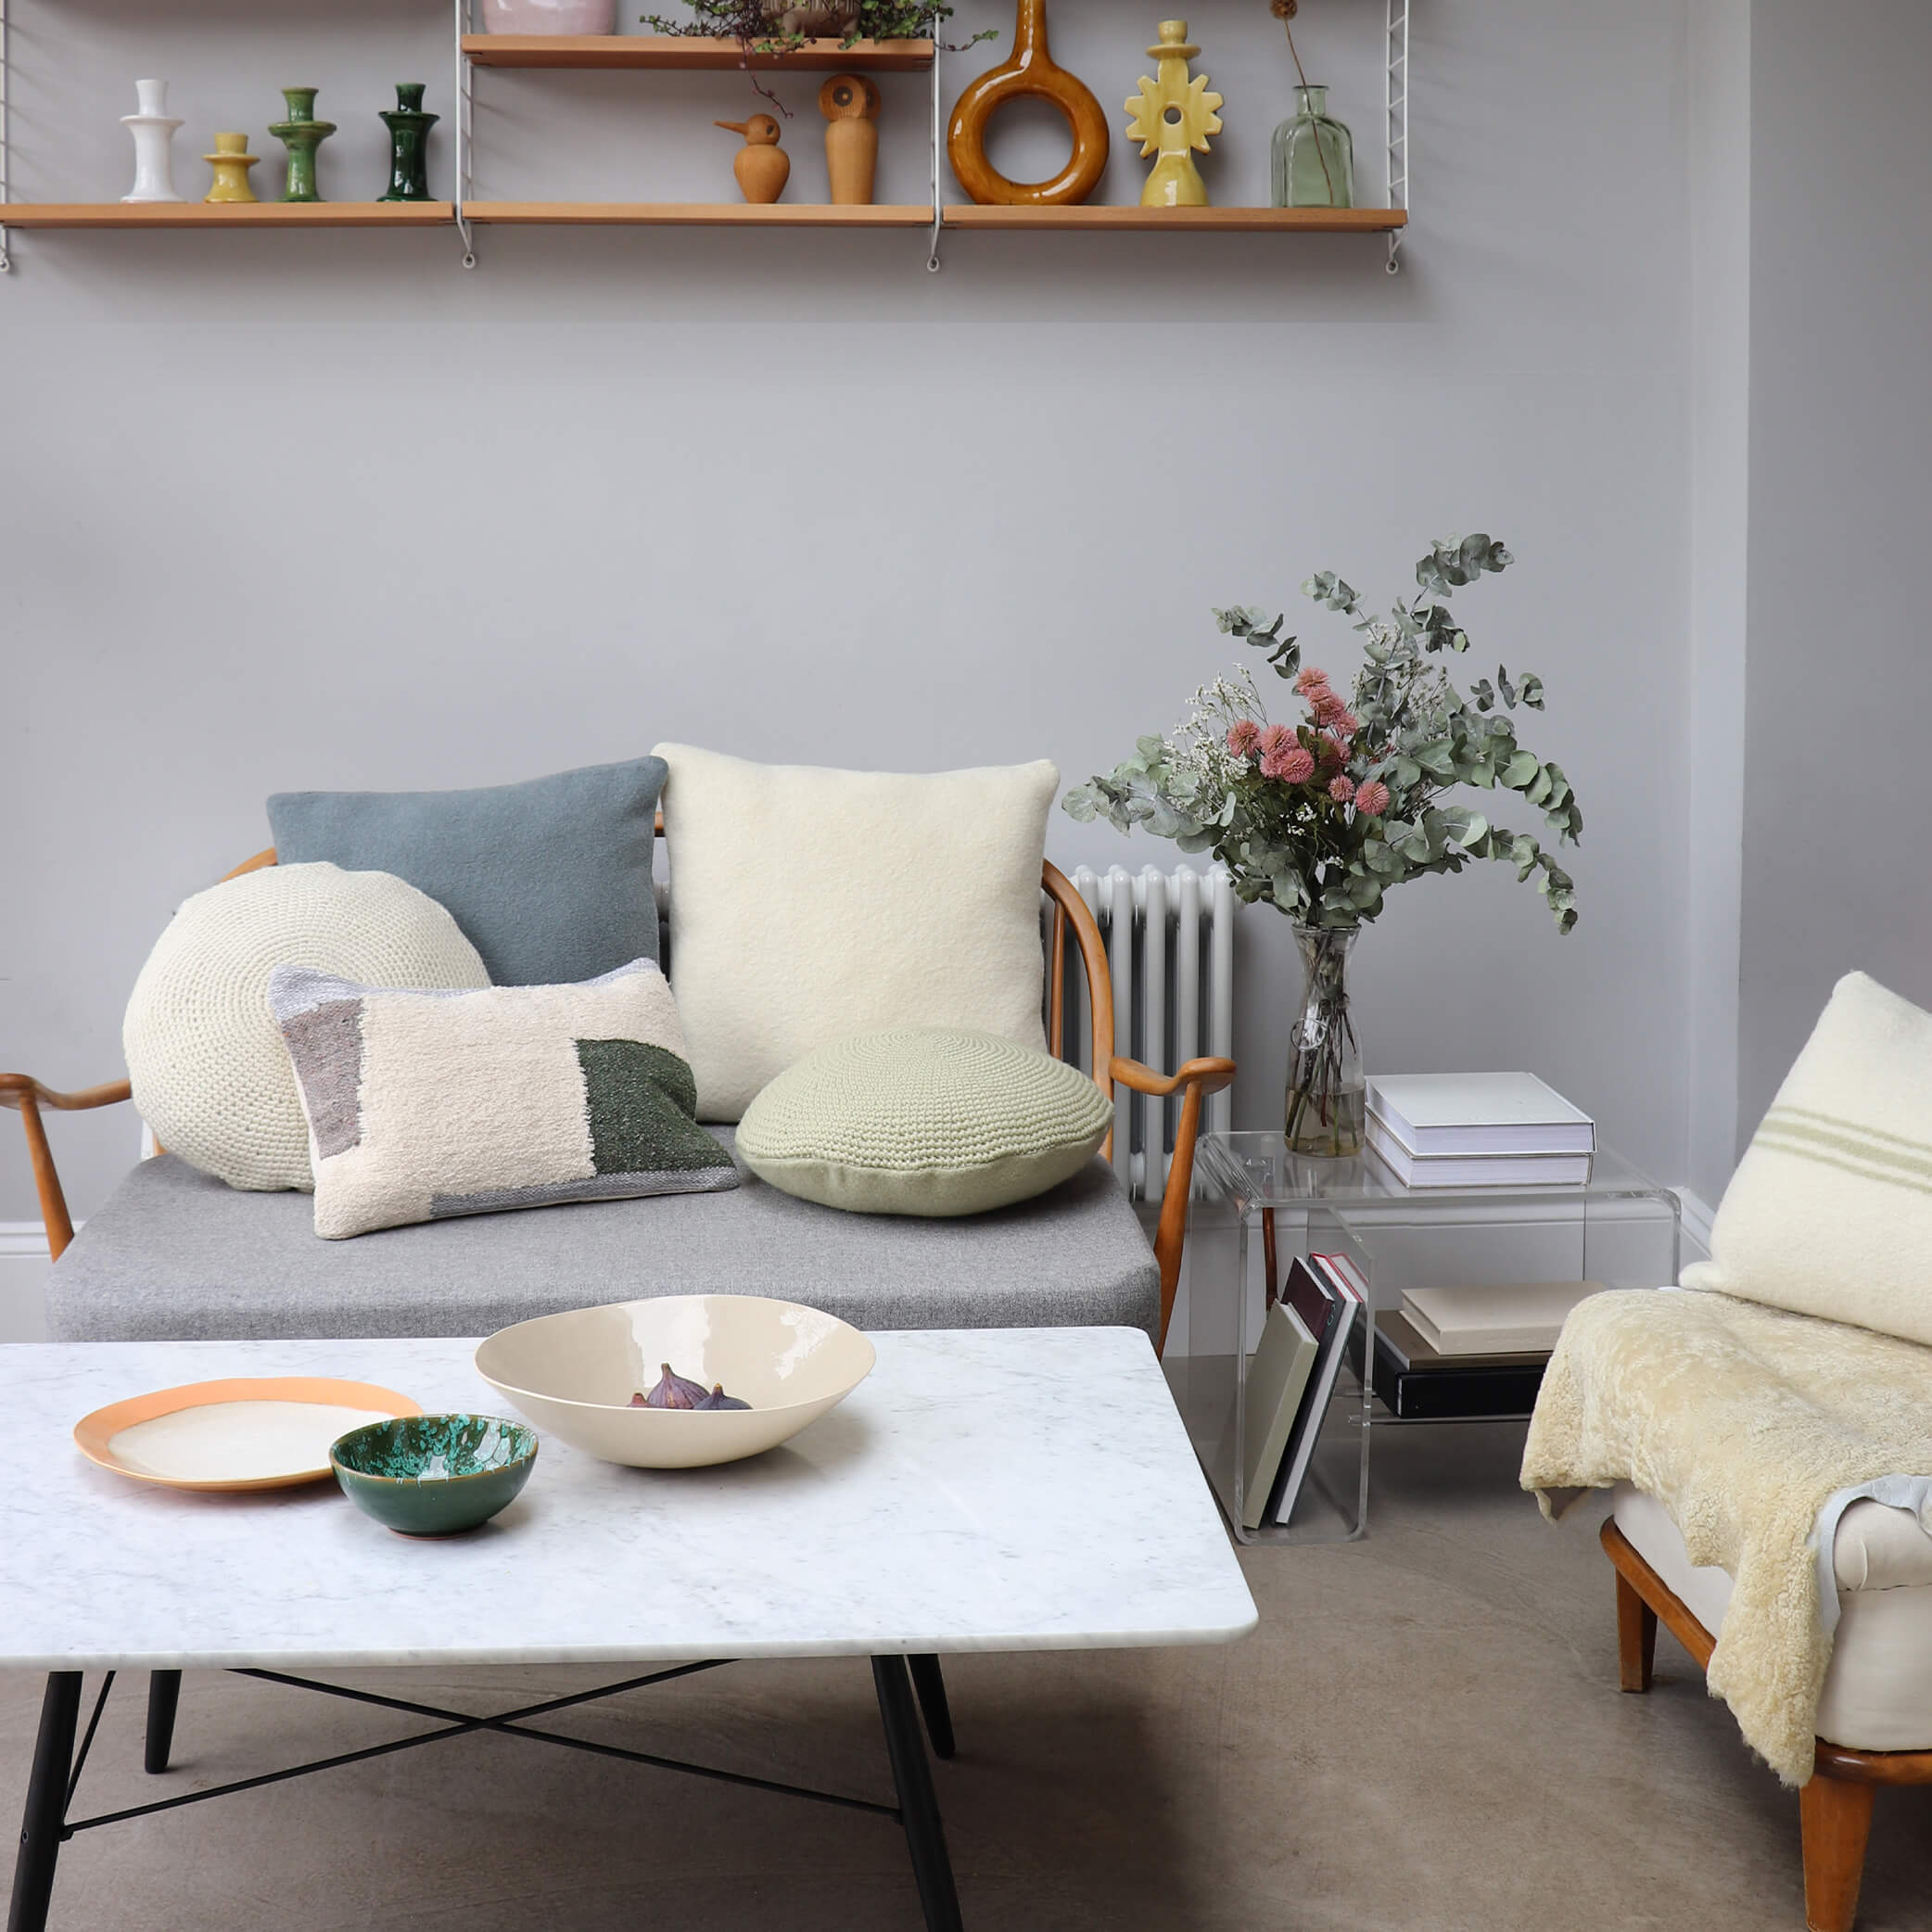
[379,83,439,202]
[268,86,336,203]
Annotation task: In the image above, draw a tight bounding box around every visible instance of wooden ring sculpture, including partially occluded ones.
[947,0,1111,206]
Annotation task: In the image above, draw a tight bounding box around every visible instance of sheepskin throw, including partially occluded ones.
[269,959,738,1239]
[1683,972,1932,1347]
[124,864,489,1192]
[738,1029,1113,1215]
[654,744,1058,1121]
[1521,1287,1932,1784]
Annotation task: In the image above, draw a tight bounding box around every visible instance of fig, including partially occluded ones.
[696,1383,752,1412]
[642,1363,708,1410]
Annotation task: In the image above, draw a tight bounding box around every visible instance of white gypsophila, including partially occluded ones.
[1163,667,1265,807]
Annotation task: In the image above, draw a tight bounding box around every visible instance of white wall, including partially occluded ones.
[1736,0,1932,1140]
[3,0,1707,1227]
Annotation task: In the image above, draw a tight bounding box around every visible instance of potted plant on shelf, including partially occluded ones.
[641,0,986,57]
[1063,534,1583,1158]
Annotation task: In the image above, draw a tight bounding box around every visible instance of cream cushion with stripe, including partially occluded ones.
[1684,971,1932,1345]
[737,1029,1113,1216]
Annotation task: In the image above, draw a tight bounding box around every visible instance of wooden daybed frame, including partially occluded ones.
[1602,1519,1932,1932]
[2,830,1234,1356]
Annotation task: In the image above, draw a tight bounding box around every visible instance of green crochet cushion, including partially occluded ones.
[738,1030,1114,1218]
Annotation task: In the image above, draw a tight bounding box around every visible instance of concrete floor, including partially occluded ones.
[4,1423,1927,1932]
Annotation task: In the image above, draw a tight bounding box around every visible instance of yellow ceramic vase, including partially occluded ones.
[203,132,261,205]
[1124,19,1223,208]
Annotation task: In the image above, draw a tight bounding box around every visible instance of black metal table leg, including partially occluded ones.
[872,1657,963,1932]
[907,1655,956,1760]
[145,1671,182,1775]
[7,1672,81,1932]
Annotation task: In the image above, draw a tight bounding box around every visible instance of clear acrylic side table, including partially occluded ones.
[1168,1134,1682,1545]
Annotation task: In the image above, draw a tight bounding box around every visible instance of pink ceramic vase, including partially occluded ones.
[480,0,618,31]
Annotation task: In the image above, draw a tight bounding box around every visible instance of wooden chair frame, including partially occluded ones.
[4,834,1233,1354]
[1601,1518,1932,1932]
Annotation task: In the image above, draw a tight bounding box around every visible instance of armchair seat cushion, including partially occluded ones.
[46,1146,1159,1344]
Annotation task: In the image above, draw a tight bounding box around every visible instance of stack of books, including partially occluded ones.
[1363,1280,1604,1420]
[1240,1252,1367,1530]
[1364,1072,1595,1188]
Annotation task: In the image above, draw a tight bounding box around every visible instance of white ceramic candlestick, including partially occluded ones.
[121,78,185,204]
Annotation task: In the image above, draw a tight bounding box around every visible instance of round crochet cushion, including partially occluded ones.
[737,1028,1113,1217]
[123,863,489,1191]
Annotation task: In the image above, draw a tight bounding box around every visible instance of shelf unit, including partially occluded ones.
[0,202,453,228]
[461,34,934,72]
[0,0,1413,274]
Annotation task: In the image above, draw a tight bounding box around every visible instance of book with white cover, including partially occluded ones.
[1365,1113,1593,1188]
[1240,1302,1320,1531]
[1366,1072,1595,1156]
[1401,1280,1605,1355]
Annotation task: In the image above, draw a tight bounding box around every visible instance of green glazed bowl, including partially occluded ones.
[330,1413,537,1538]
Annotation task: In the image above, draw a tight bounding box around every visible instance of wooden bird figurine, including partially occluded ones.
[716,113,790,204]
[1124,19,1223,208]
[820,72,880,206]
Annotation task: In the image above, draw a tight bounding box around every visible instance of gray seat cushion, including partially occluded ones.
[46,1142,1159,1343]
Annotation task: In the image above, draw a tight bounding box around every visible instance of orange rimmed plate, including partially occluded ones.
[74,1378,424,1493]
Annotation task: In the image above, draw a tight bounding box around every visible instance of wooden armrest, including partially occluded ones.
[1,1072,133,1262]
[0,1074,133,1113]
[1109,1056,1237,1100]
[1108,1056,1238,1356]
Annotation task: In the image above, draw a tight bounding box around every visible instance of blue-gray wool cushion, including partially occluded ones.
[268,757,667,986]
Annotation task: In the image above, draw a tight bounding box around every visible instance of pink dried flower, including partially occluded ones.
[1332,709,1363,739]
[1293,666,1332,697]
[1265,745,1317,784]
[1316,733,1347,771]
[1355,779,1391,817]
[1328,775,1355,805]
[1227,719,1262,757]
[1257,723,1296,760]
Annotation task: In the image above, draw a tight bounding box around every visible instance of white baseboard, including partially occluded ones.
[0,1222,51,1343]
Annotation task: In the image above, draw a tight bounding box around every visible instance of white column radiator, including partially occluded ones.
[1061,864,1236,1201]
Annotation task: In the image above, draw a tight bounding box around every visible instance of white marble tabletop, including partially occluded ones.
[0,1327,1256,1672]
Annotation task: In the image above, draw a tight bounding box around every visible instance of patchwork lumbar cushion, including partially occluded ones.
[1684,972,1932,1346]
[268,756,667,987]
[269,958,738,1239]
[737,1029,1112,1216]
[124,864,489,1192]
[654,743,1058,1120]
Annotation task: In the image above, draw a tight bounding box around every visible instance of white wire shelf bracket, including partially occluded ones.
[1385,0,1410,273]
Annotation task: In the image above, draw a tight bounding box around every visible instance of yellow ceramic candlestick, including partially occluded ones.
[1124,19,1223,208]
[202,131,261,204]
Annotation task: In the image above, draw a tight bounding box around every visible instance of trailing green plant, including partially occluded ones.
[1063,534,1583,934]
[641,1,991,60]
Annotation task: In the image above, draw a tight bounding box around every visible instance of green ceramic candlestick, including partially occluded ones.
[378,83,439,202]
[268,86,336,203]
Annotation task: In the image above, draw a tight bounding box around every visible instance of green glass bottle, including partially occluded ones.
[268,86,336,204]
[1271,83,1354,210]
[378,83,439,203]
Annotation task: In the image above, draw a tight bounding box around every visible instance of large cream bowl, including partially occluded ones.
[474,1296,875,1469]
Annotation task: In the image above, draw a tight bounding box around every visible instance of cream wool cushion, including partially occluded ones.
[1684,971,1932,1346]
[270,959,738,1239]
[123,864,488,1192]
[737,1029,1113,1216]
[654,744,1059,1121]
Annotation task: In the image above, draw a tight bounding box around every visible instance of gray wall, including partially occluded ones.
[1738,0,1932,1142]
[4,0,1705,1226]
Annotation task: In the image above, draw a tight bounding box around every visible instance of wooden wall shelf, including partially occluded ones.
[464,202,934,227]
[1,203,454,228]
[942,204,1408,233]
[462,35,934,71]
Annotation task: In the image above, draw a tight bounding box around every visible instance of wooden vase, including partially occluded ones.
[947,0,1110,207]
[820,73,880,206]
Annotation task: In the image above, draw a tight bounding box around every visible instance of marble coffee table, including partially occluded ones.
[0,1326,1254,1932]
